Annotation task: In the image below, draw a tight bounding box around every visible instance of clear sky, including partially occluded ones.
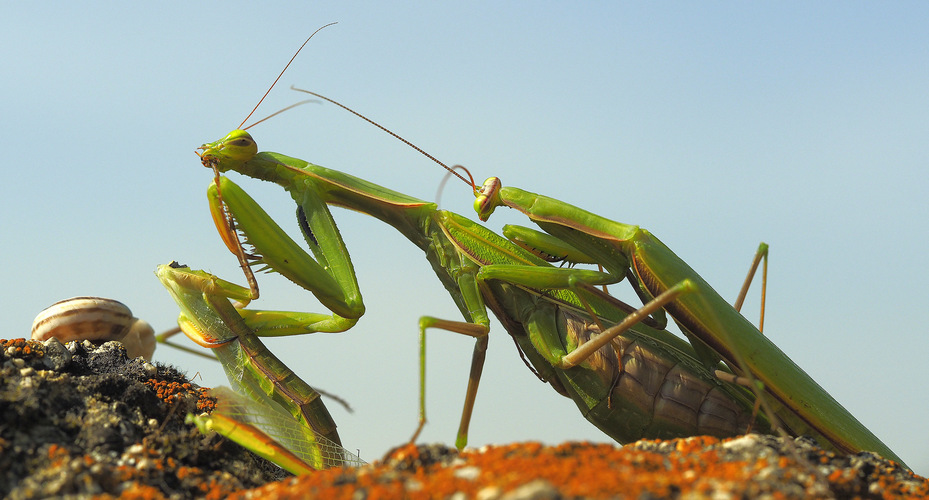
[3,3,927,473]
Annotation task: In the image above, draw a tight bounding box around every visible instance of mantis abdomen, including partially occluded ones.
[484,281,765,444]
[562,311,760,440]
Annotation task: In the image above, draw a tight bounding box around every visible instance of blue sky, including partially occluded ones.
[3,3,927,473]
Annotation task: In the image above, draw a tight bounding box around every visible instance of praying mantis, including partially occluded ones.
[470,176,907,467]
[163,114,905,471]
[157,262,365,473]
[155,30,906,472]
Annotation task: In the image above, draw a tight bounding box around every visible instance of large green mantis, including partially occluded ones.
[472,176,907,467]
[173,120,912,472]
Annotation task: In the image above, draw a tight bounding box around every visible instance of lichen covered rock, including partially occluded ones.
[0,338,283,499]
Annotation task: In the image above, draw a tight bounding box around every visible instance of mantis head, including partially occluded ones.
[474,177,504,222]
[198,129,259,173]
[156,262,253,348]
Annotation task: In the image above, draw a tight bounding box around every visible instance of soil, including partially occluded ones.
[1,337,925,499]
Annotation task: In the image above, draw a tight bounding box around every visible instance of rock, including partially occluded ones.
[2,337,926,499]
[0,338,283,499]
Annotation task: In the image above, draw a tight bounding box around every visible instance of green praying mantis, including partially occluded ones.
[156,262,364,473]
[160,114,906,472]
[155,30,906,472]
[471,176,909,466]
[162,129,757,460]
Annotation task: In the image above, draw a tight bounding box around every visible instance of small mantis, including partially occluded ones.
[157,262,364,472]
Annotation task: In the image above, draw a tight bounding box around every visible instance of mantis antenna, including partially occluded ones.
[207,24,336,300]
[290,86,477,193]
[434,165,475,209]
[239,22,337,130]
[242,100,316,131]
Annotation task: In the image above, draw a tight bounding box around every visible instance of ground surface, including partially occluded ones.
[1,337,925,499]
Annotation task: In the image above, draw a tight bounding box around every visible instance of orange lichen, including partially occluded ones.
[45,443,71,469]
[176,466,203,481]
[143,379,191,404]
[225,438,929,500]
[0,338,44,358]
[102,482,167,500]
[142,378,215,412]
[196,391,218,413]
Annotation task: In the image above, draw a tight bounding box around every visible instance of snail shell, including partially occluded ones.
[32,296,155,360]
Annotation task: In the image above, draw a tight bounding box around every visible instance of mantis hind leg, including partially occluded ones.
[412,317,489,450]
[714,242,769,429]
[733,243,769,332]
[410,267,492,450]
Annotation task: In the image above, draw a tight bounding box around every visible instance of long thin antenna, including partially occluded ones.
[238,22,337,130]
[242,100,316,131]
[290,86,477,192]
[435,166,476,209]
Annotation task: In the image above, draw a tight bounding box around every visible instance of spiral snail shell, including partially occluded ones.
[31,296,155,360]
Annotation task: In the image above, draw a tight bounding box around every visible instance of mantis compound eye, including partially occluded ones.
[474,177,503,221]
[223,130,258,157]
